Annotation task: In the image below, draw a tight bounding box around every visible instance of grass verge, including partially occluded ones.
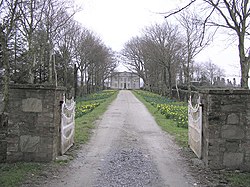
[0,162,43,187]
[132,91,188,147]
[225,172,250,187]
[74,91,118,145]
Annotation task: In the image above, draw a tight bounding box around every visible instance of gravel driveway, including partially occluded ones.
[23,90,197,187]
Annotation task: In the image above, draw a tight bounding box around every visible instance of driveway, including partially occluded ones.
[22,90,197,187]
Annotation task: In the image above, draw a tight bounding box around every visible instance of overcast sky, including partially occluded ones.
[74,0,242,80]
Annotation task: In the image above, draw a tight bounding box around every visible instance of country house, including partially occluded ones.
[109,72,140,90]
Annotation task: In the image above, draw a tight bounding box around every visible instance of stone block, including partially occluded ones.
[225,140,241,152]
[221,125,245,139]
[22,152,36,161]
[221,104,244,112]
[243,141,250,154]
[37,113,54,124]
[6,152,23,162]
[208,128,221,139]
[227,113,239,125]
[207,155,223,169]
[20,135,40,152]
[246,115,250,126]
[223,152,243,168]
[245,156,250,163]
[7,143,18,152]
[0,133,6,139]
[42,104,52,112]
[246,127,250,137]
[22,98,42,112]
[35,152,50,162]
[8,123,20,136]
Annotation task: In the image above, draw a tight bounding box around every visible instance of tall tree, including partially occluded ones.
[122,36,149,88]
[177,11,213,94]
[165,0,250,88]
[0,0,19,113]
[18,0,46,83]
[143,23,181,97]
[193,60,225,84]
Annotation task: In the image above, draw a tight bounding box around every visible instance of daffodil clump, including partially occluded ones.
[157,104,188,128]
[135,90,188,128]
[75,90,117,118]
[75,102,100,118]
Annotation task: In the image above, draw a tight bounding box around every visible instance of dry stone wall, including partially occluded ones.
[5,84,65,162]
[200,89,250,170]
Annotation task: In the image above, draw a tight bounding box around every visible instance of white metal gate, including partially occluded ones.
[188,96,202,158]
[61,95,75,155]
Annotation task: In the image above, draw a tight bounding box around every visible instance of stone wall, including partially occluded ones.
[6,84,65,162]
[200,89,250,170]
[0,114,8,162]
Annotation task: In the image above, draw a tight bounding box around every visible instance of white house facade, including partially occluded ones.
[110,72,140,89]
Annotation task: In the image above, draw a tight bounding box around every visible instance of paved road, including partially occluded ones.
[29,90,196,187]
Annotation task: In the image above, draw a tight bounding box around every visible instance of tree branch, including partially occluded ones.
[164,0,197,19]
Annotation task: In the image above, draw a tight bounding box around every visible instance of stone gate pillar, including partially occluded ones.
[6,84,65,162]
[0,113,8,162]
[200,89,250,170]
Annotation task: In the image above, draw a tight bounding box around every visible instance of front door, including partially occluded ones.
[124,83,126,89]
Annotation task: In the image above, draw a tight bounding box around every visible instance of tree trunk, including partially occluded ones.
[64,61,68,87]
[2,38,10,113]
[80,69,84,87]
[74,64,77,99]
[167,66,172,98]
[238,36,249,89]
[240,57,249,89]
[187,57,191,96]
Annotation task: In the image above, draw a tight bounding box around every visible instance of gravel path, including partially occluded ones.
[22,90,197,187]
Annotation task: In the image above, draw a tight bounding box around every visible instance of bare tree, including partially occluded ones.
[203,60,225,84]
[18,0,46,83]
[56,19,81,91]
[122,36,149,88]
[143,22,181,97]
[193,60,225,84]
[74,29,117,95]
[1,0,116,103]
[165,0,250,88]
[0,0,19,113]
[122,22,183,95]
[177,11,213,94]
[42,0,79,84]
